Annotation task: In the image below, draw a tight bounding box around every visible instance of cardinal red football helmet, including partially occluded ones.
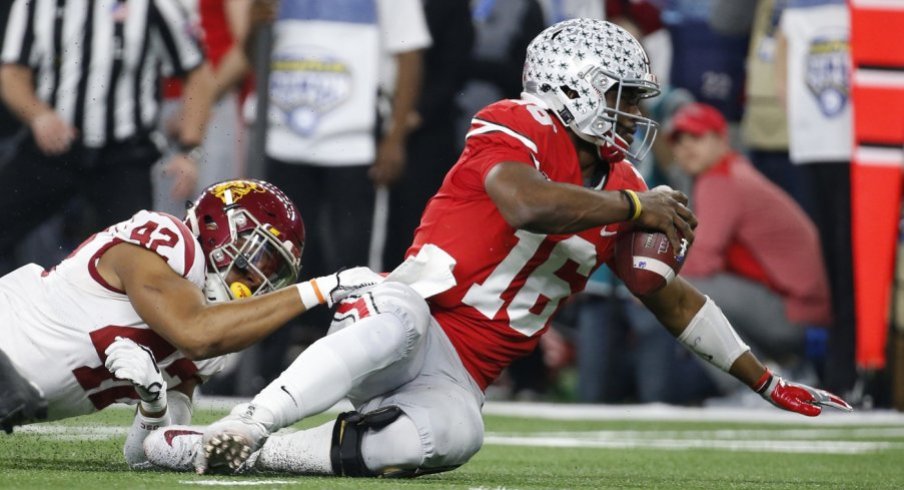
[185,179,305,301]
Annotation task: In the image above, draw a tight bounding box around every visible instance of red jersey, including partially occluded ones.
[407,99,647,390]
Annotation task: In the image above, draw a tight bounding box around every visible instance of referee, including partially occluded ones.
[0,0,215,257]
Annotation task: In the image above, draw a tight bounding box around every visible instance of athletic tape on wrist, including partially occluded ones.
[677,296,750,371]
[296,281,326,310]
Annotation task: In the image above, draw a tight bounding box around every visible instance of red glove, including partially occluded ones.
[754,369,853,416]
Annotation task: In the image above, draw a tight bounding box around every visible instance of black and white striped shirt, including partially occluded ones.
[1,0,204,147]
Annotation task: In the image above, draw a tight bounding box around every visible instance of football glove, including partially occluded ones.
[104,337,167,414]
[297,266,384,309]
[754,369,852,417]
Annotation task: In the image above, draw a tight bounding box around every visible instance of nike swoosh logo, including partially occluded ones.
[281,385,298,407]
[164,429,201,447]
[600,226,617,237]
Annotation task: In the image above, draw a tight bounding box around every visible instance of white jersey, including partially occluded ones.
[0,211,225,421]
[263,0,430,165]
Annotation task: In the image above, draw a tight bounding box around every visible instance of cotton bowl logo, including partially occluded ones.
[269,46,351,136]
[805,33,850,118]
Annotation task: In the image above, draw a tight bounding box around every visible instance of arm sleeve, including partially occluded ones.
[149,0,205,76]
[1,0,37,66]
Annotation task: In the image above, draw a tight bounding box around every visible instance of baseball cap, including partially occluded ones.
[667,102,728,142]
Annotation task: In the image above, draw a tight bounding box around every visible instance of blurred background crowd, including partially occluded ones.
[0,0,901,411]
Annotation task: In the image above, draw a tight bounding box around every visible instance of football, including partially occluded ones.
[613,230,689,296]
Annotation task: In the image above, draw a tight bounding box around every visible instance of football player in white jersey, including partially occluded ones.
[0,178,382,468]
[145,20,851,478]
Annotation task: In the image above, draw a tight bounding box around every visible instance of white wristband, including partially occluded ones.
[296,280,326,310]
[677,296,750,371]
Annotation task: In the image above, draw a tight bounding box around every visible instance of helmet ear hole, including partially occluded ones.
[203,215,218,231]
[560,85,580,100]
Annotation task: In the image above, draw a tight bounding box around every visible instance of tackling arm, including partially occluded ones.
[98,243,381,360]
[484,162,696,250]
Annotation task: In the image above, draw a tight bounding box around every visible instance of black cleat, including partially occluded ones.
[0,349,47,434]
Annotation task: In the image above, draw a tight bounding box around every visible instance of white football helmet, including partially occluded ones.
[523,18,660,162]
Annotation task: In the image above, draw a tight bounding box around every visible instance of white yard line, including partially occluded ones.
[15,424,127,440]
[483,435,902,454]
[192,397,904,425]
[480,401,904,425]
[179,480,294,486]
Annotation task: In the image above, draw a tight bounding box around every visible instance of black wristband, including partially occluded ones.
[619,189,636,221]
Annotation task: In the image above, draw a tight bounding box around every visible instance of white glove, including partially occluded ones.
[296,266,385,309]
[104,337,167,413]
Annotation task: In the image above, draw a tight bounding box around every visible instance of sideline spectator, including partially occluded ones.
[669,102,832,390]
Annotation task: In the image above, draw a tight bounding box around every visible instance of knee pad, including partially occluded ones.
[330,405,404,477]
[370,282,431,338]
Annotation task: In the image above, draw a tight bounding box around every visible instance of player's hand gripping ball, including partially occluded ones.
[614,230,689,296]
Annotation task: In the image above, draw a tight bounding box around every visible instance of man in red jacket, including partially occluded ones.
[670,102,832,382]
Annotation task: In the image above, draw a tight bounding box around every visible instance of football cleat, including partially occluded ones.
[195,403,271,474]
[145,426,203,471]
[0,350,47,434]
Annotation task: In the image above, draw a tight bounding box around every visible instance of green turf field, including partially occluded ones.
[2,403,903,489]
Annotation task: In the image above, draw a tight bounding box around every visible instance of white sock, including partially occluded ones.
[257,421,335,474]
[251,312,409,430]
[123,410,170,470]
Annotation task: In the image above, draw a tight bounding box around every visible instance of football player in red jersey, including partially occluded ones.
[152,19,851,478]
[0,179,382,468]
